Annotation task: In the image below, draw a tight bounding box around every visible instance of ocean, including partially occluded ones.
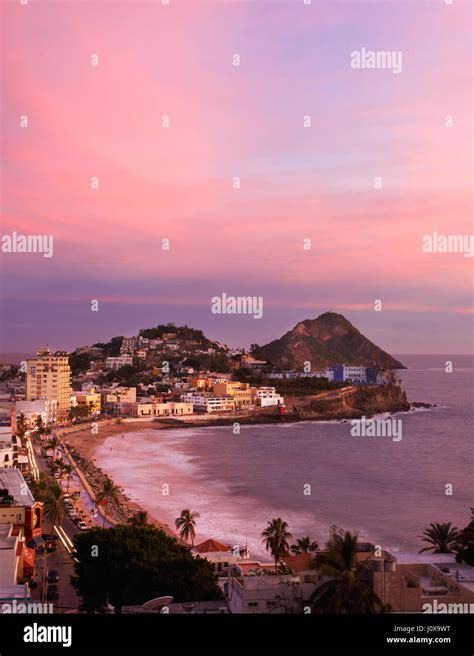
[94,355,473,559]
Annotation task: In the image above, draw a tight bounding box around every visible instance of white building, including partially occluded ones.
[180,393,234,413]
[105,355,133,370]
[15,399,58,426]
[227,574,304,614]
[342,366,368,383]
[0,428,14,469]
[256,387,284,407]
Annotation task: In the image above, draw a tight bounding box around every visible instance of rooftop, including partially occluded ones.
[0,524,17,551]
[0,468,35,506]
[194,538,231,554]
[394,551,458,566]
[283,552,314,575]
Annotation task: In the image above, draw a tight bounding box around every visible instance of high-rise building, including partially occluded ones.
[25,348,72,419]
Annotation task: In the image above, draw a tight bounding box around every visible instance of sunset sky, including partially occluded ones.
[1,0,472,356]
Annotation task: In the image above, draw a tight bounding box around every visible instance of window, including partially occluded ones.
[247,602,258,608]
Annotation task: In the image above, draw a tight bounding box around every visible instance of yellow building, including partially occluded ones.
[26,348,72,420]
[75,389,101,415]
[102,387,137,404]
[121,402,193,418]
[212,382,257,408]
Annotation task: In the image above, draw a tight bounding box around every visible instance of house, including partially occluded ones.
[226,573,305,614]
[256,387,284,407]
[193,539,239,577]
[360,549,474,612]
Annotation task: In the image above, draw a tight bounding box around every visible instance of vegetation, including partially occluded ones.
[290,536,319,555]
[418,522,460,554]
[311,532,384,613]
[71,524,222,612]
[455,508,474,566]
[16,413,28,446]
[261,518,292,572]
[175,509,200,547]
[43,481,66,535]
[68,405,90,421]
[127,511,149,527]
[96,478,121,528]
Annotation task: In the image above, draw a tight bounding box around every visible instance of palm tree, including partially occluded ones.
[62,464,74,493]
[45,436,59,452]
[96,478,121,528]
[175,509,199,547]
[43,482,66,536]
[419,522,459,554]
[310,531,383,613]
[290,536,319,555]
[35,416,45,436]
[16,413,28,446]
[127,511,149,527]
[261,518,292,572]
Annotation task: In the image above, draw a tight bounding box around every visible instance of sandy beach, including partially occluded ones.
[57,419,177,536]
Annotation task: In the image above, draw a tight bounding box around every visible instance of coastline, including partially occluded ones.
[58,421,177,536]
[56,392,434,543]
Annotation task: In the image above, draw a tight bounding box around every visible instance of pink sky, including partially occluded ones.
[0,0,472,353]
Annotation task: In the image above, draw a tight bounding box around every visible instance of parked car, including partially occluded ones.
[47,570,59,583]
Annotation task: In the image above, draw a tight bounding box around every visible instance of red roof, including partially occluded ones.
[283,552,314,574]
[194,539,231,553]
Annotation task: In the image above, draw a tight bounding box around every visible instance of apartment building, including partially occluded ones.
[75,388,101,415]
[120,336,138,354]
[180,393,235,413]
[212,382,257,409]
[25,348,72,419]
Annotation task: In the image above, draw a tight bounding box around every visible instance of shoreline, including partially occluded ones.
[57,398,435,542]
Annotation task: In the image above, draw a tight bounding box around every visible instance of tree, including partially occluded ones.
[127,511,149,527]
[96,478,121,528]
[62,464,74,493]
[16,413,28,446]
[43,482,66,536]
[290,536,319,555]
[71,524,222,612]
[310,531,383,613]
[261,518,292,572]
[455,509,474,566]
[418,522,459,554]
[175,509,199,547]
[35,416,45,436]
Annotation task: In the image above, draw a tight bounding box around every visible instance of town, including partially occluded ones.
[0,324,472,615]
